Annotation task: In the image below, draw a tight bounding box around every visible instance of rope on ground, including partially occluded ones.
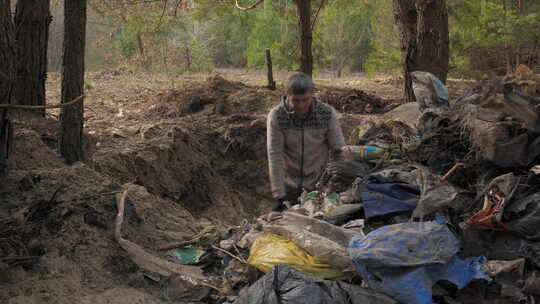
[0,94,85,110]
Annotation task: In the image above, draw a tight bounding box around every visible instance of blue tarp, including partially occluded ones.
[348,221,491,304]
[359,179,420,219]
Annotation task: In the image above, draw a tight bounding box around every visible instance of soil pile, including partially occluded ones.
[0,74,401,304]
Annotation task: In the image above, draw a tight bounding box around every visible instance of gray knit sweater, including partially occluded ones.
[266,97,346,199]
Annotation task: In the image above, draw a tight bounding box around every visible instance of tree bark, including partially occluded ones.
[59,0,86,164]
[137,33,149,69]
[265,49,276,90]
[394,0,418,103]
[0,0,15,175]
[393,0,449,103]
[295,0,313,76]
[415,0,449,81]
[14,0,51,115]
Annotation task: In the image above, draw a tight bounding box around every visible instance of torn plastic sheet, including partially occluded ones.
[349,220,490,304]
[348,220,460,268]
[412,166,464,219]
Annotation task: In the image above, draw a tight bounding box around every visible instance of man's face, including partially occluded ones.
[288,91,313,116]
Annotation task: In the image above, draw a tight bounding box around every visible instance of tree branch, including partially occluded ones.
[311,0,326,31]
[235,0,265,11]
[152,0,168,32]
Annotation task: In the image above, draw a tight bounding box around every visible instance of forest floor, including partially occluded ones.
[0,69,471,304]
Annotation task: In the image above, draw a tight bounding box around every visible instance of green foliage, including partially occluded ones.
[364,0,401,76]
[187,38,215,72]
[449,0,540,77]
[245,1,297,69]
[192,0,255,67]
[315,0,375,75]
[84,80,94,90]
[87,0,540,78]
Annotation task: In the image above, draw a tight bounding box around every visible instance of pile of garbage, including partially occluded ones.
[233,72,540,304]
[112,71,540,304]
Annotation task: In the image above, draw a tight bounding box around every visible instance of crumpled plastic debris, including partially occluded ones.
[505,192,540,240]
[359,177,419,219]
[167,246,206,265]
[247,234,347,280]
[413,166,465,219]
[483,258,525,277]
[261,211,357,274]
[466,173,517,231]
[300,191,341,218]
[411,71,449,111]
[233,264,398,304]
[349,219,491,304]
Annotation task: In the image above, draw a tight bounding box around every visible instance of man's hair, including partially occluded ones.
[287,73,314,95]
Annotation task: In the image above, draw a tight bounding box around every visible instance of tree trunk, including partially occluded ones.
[0,0,15,175]
[59,0,86,164]
[14,0,51,115]
[295,0,313,76]
[415,0,449,81]
[393,0,449,103]
[394,0,418,103]
[136,33,149,69]
[184,41,191,71]
[265,49,276,90]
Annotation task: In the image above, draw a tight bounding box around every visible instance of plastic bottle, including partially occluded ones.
[342,145,386,161]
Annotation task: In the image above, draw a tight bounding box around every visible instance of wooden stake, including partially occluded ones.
[266,49,276,90]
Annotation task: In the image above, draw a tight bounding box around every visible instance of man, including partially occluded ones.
[267,73,346,211]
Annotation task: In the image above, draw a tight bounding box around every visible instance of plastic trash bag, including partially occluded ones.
[349,220,491,304]
[411,71,449,111]
[413,166,464,219]
[262,212,357,274]
[505,192,540,240]
[359,177,419,219]
[358,168,420,219]
[233,264,398,304]
[460,229,540,268]
[349,220,460,268]
[247,234,346,280]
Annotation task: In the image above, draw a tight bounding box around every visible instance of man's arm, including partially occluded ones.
[328,107,346,161]
[267,109,286,199]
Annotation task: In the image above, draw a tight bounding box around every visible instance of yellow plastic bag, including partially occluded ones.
[247,234,346,280]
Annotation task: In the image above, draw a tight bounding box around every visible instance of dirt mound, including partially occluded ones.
[317,87,395,114]
[92,121,271,223]
[148,75,280,118]
[1,73,406,304]
[0,126,220,304]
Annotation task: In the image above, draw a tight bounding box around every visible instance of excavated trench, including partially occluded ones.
[0,76,395,303]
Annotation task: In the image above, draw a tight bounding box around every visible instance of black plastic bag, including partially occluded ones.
[233,264,397,304]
